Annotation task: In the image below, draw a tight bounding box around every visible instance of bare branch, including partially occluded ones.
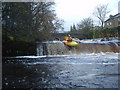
[93,4,110,29]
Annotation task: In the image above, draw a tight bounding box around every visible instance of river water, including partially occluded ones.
[2,52,120,88]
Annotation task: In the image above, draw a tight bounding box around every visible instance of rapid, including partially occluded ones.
[2,39,120,88]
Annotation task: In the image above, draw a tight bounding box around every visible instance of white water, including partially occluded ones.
[13,52,119,66]
[6,52,118,59]
[3,52,119,88]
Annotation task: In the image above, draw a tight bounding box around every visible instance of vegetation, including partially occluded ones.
[2,2,63,42]
[69,17,94,39]
[68,4,119,39]
[2,2,119,41]
[2,2,119,56]
[93,4,110,30]
[69,16,119,39]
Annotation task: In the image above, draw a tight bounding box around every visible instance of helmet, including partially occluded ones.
[68,34,71,37]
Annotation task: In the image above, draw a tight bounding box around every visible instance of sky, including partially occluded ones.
[54,0,120,32]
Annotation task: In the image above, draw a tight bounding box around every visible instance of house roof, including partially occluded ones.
[105,13,120,22]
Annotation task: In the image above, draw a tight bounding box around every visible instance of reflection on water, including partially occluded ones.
[2,52,119,88]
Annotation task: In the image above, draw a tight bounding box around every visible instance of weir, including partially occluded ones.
[36,41,120,56]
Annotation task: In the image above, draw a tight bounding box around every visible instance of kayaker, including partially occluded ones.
[65,35,74,42]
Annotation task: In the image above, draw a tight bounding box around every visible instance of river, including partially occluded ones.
[2,52,120,88]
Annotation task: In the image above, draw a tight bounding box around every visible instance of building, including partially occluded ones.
[104,13,120,28]
[104,1,120,28]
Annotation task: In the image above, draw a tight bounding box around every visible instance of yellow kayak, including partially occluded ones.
[63,41,78,46]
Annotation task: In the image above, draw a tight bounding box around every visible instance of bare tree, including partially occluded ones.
[77,17,94,39]
[93,4,110,30]
[77,17,94,30]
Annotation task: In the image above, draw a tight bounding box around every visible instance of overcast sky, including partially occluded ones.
[54,0,120,32]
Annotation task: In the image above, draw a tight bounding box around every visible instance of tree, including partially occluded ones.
[93,4,110,30]
[77,17,94,38]
[2,2,35,41]
[31,2,64,40]
[2,2,63,42]
[77,17,94,29]
[70,24,77,33]
[31,2,56,41]
[70,25,73,31]
[73,24,77,31]
[53,18,64,33]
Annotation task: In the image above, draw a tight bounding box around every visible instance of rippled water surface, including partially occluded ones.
[2,52,120,88]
